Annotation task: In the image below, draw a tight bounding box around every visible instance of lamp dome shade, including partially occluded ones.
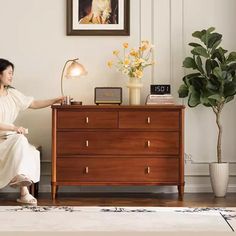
[65,60,87,78]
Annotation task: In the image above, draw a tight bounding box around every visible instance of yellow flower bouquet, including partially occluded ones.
[108,40,154,79]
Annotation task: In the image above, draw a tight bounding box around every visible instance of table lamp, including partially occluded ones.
[60,58,87,102]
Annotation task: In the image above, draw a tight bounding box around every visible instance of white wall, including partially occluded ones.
[0,0,235,193]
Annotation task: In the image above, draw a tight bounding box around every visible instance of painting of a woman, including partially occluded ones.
[78,0,118,24]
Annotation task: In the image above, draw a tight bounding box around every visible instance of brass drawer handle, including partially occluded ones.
[146,166,151,174]
[85,117,89,124]
[85,140,89,147]
[147,140,151,147]
[147,117,151,124]
[85,166,89,174]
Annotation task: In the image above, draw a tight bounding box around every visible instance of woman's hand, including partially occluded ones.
[53,97,66,104]
[14,126,28,134]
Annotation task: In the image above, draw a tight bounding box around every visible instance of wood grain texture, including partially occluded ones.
[1,193,236,207]
[119,111,179,130]
[57,131,179,155]
[56,157,179,182]
[58,111,118,129]
[51,105,185,200]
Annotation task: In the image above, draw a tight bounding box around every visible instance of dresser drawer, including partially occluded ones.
[57,157,179,182]
[57,111,118,129]
[57,131,179,155]
[119,111,179,129]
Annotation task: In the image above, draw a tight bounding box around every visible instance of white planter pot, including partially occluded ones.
[209,162,229,197]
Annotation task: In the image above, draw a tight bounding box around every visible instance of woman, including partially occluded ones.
[0,58,63,205]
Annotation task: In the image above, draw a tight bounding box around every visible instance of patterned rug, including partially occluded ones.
[0,206,235,232]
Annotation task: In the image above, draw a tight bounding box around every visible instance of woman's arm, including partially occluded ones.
[29,97,64,109]
[0,123,27,134]
[0,123,16,132]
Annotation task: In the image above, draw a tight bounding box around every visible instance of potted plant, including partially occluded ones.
[178,27,236,197]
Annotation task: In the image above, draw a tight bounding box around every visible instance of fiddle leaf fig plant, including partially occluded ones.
[178,27,236,163]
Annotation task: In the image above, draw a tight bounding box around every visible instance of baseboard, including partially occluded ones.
[2,184,236,194]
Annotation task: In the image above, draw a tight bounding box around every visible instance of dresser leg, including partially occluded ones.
[178,184,185,200]
[51,183,57,200]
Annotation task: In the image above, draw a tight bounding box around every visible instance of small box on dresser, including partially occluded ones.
[51,105,185,199]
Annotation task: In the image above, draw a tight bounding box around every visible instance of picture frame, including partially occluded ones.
[67,0,130,36]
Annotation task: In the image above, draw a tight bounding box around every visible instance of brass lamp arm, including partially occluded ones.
[60,58,79,96]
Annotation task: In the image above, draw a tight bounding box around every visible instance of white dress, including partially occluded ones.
[0,88,40,188]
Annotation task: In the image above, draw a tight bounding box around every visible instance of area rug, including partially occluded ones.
[0,206,235,232]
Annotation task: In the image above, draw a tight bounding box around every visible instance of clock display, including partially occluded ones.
[150,84,171,95]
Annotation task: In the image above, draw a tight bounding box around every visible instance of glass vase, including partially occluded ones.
[127,77,143,105]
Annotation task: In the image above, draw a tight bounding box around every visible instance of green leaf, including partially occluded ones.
[183,73,202,79]
[224,81,236,97]
[224,83,236,97]
[207,27,215,33]
[211,50,221,61]
[211,47,227,63]
[191,46,209,58]
[200,96,211,107]
[201,30,211,46]
[192,30,205,39]
[196,56,204,74]
[208,94,222,102]
[178,84,189,98]
[183,73,202,86]
[208,98,217,106]
[225,95,234,103]
[189,43,202,47]
[183,57,197,69]
[209,73,221,86]
[208,33,222,48]
[210,40,222,54]
[191,77,204,90]
[211,60,219,70]
[206,80,218,90]
[213,67,223,80]
[225,73,233,83]
[228,63,236,72]
[227,52,236,63]
[188,86,201,107]
[205,59,212,76]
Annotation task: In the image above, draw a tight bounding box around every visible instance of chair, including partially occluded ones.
[29,145,42,197]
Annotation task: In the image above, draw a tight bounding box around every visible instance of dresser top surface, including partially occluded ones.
[52,104,185,110]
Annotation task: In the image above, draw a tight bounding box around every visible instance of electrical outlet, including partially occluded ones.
[184,153,193,163]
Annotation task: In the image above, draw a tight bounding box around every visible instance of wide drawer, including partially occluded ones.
[57,131,179,155]
[119,111,179,129]
[57,111,118,129]
[56,157,179,182]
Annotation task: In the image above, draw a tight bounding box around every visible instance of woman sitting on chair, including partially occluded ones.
[0,58,63,205]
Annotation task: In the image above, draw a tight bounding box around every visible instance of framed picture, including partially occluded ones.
[67,0,130,36]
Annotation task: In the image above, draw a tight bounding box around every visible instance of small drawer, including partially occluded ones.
[57,111,118,129]
[57,131,179,156]
[119,111,179,130]
[56,157,179,182]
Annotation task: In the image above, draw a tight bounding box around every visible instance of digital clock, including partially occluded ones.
[150,84,171,95]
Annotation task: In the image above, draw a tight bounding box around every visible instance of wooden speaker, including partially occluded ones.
[94,87,122,105]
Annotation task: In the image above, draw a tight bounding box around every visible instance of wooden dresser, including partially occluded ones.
[51,105,185,199]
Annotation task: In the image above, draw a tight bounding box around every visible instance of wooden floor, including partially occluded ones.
[0,192,235,207]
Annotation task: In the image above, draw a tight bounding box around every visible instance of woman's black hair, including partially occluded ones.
[0,58,15,89]
[0,58,14,74]
[79,0,93,20]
